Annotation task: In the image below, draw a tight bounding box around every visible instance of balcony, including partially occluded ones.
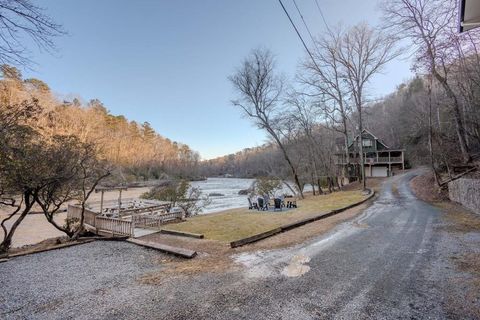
[336,156,403,165]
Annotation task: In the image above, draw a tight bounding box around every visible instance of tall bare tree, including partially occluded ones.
[336,23,400,190]
[298,27,352,180]
[285,92,324,194]
[381,0,472,163]
[229,48,304,198]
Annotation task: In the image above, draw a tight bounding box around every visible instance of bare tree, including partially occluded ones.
[0,0,64,67]
[335,23,400,190]
[285,92,324,194]
[298,27,352,178]
[229,48,304,198]
[0,99,110,252]
[0,99,42,253]
[34,137,111,239]
[381,0,472,163]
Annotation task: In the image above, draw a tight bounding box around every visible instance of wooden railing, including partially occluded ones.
[118,204,170,218]
[95,216,133,236]
[67,205,97,228]
[337,156,403,164]
[67,204,82,220]
[67,204,133,236]
[84,209,97,227]
[67,204,184,237]
[132,211,184,228]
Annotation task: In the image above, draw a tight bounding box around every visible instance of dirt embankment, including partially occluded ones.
[410,171,449,203]
[411,170,480,318]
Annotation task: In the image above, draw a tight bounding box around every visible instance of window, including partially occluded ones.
[362,139,372,147]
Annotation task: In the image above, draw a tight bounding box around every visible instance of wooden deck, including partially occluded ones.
[67,204,184,237]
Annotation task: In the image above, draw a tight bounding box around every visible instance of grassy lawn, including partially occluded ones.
[164,190,367,243]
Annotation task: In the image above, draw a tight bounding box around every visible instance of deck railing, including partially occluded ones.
[337,156,403,165]
[67,205,98,228]
[132,211,184,228]
[95,216,133,236]
[67,204,183,237]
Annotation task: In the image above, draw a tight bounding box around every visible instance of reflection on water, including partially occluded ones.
[191,178,312,214]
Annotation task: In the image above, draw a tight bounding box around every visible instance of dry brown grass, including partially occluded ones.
[410,172,449,203]
[139,252,236,285]
[340,177,384,193]
[454,253,480,277]
[438,202,480,233]
[448,252,480,318]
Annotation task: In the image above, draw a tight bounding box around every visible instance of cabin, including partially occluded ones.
[335,129,405,178]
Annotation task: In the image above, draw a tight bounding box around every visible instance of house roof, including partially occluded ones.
[348,128,390,149]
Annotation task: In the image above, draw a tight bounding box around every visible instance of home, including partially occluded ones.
[335,129,405,178]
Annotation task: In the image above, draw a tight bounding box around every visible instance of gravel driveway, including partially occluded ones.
[1,170,479,319]
[0,241,170,320]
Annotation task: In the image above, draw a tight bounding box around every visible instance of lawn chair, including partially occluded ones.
[287,200,297,208]
[248,198,258,210]
[273,198,282,211]
[257,197,268,211]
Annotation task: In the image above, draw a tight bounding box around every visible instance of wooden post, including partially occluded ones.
[100,190,104,214]
[118,189,122,214]
[376,152,379,163]
[402,151,405,170]
[131,216,135,237]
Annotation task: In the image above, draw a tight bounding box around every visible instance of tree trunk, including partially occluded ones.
[317,178,324,195]
[0,192,35,253]
[427,77,441,187]
[433,71,471,163]
[71,203,86,240]
[268,129,304,199]
[311,173,316,196]
[343,129,350,180]
[357,111,366,191]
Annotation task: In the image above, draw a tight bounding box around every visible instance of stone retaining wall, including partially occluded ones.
[448,178,480,214]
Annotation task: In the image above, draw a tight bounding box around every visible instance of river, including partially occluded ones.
[190,177,254,214]
[191,177,313,214]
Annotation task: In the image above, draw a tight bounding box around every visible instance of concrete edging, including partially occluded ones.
[160,229,204,239]
[230,189,375,248]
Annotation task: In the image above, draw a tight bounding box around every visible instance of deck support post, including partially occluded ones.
[100,190,104,214]
[118,189,122,214]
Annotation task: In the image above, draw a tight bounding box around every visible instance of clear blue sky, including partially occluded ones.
[27,0,412,159]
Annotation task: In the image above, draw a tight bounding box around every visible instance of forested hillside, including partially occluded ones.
[0,65,200,182]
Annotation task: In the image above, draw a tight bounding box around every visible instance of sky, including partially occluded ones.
[26,0,413,159]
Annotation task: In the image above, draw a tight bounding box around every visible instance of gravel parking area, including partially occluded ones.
[0,241,170,320]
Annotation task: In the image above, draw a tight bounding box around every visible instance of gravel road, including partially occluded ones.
[1,170,479,319]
